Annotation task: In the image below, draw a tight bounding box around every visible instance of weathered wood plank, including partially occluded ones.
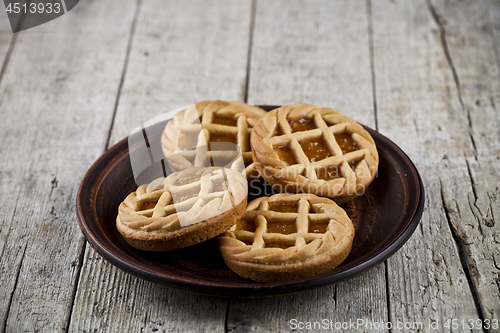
[227,266,388,333]
[69,1,253,331]
[227,1,388,332]
[371,0,487,329]
[247,0,376,127]
[489,0,500,72]
[69,251,227,333]
[0,0,496,331]
[0,3,14,71]
[108,0,254,146]
[0,0,18,310]
[429,0,500,322]
[0,0,137,331]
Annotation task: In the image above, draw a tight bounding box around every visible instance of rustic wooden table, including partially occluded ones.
[0,0,499,332]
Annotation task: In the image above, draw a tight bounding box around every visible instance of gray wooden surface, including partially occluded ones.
[0,0,498,332]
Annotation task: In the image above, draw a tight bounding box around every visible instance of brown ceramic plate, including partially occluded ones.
[76,106,424,297]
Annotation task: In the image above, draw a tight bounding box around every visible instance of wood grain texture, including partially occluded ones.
[429,0,500,322]
[227,266,387,333]
[0,0,137,331]
[0,0,496,331]
[107,0,254,146]
[0,6,18,326]
[247,0,376,127]
[69,1,253,332]
[69,250,227,333]
[0,3,14,68]
[227,1,389,332]
[371,0,489,329]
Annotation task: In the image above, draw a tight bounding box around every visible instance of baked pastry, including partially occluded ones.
[217,193,355,282]
[117,167,247,251]
[161,100,267,178]
[251,104,379,203]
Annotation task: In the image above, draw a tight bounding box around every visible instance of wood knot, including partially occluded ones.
[484,219,494,227]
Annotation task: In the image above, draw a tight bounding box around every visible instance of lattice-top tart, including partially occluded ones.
[161,100,267,178]
[217,193,355,282]
[116,167,247,251]
[251,104,379,203]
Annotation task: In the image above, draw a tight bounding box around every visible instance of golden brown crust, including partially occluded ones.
[250,104,379,203]
[116,167,248,251]
[217,193,355,282]
[221,243,351,282]
[117,196,247,251]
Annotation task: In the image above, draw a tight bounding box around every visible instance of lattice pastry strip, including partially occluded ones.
[117,167,248,251]
[217,194,355,282]
[162,100,267,177]
[251,103,379,203]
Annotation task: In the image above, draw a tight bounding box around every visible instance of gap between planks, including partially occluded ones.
[225,2,257,330]
[0,34,17,88]
[243,0,256,104]
[2,245,26,331]
[104,0,144,151]
[427,0,493,323]
[426,0,478,158]
[439,181,487,326]
[64,0,143,330]
[367,0,392,329]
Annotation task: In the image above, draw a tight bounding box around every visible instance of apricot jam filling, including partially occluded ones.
[212,115,237,127]
[273,125,283,136]
[288,117,316,132]
[308,222,328,233]
[274,145,296,165]
[300,138,333,162]
[268,202,298,213]
[316,165,343,180]
[237,219,256,232]
[334,133,359,154]
[316,160,359,180]
[267,221,297,234]
[140,200,157,211]
[209,134,237,144]
[349,160,359,170]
